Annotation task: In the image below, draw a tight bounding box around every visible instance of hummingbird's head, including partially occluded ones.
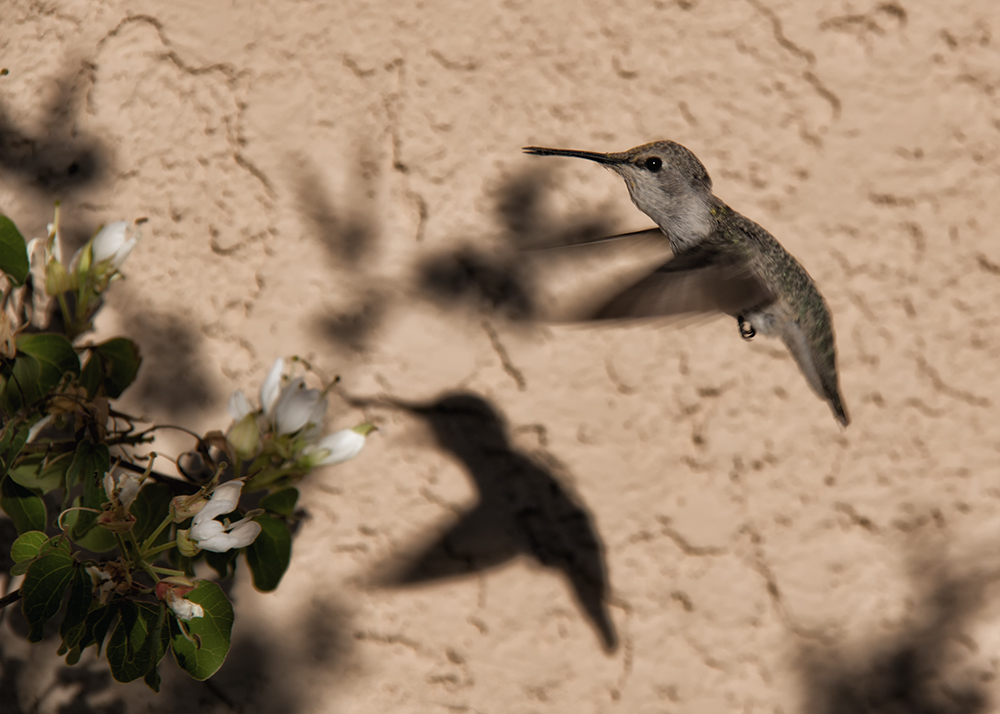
[523,140,715,250]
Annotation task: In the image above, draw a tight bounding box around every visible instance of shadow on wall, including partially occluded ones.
[356,391,618,652]
[416,167,615,321]
[160,595,354,714]
[292,155,387,353]
[801,566,996,714]
[127,310,218,419]
[294,152,619,337]
[0,62,110,195]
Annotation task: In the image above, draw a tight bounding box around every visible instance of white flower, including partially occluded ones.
[259,358,285,415]
[166,589,204,621]
[103,470,146,511]
[26,414,54,443]
[303,427,368,466]
[272,377,326,435]
[45,221,63,264]
[227,389,253,420]
[91,221,137,269]
[189,479,261,553]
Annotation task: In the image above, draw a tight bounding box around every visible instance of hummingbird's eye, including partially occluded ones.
[644,157,662,172]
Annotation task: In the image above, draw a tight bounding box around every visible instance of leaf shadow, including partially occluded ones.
[0,60,110,196]
[800,562,997,714]
[290,152,387,353]
[126,311,218,419]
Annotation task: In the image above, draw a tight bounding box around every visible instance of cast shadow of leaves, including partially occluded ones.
[0,62,109,195]
[161,594,353,714]
[801,567,995,714]
[292,155,386,353]
[0,593,126,714]
[126,310,218,419]
[369,391,618,652]
[416,167,614,322]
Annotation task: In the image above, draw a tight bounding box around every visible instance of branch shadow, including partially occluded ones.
[0,61,110,195]
[800,564,996,714]
[365,391,618,652]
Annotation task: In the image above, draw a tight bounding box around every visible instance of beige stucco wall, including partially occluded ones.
[2,0,1000,711]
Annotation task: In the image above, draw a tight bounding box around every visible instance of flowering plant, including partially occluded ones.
[0,209,373,689]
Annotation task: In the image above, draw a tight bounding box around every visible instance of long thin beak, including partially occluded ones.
[522,146,625,166]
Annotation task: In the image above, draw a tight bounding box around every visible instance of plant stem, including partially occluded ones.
[145,541,178,558]
[140,512,175,556]
[150,565,187,577]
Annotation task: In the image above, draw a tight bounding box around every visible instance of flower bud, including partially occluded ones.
[227,412,261,459]
[175,528,201,557]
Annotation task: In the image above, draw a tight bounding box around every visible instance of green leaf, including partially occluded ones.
[67,439,110,540]
[9,451,73,494]
[244,515,291,592]
[17,333,81,392]
[11,530,49,564]
[61,503,118,552]
[69,603,117,661]
[93,338,141,399]
[131,482,172,545]
[0,215,30,285]
[21,541,75,641]
[4,355,41,412]
[259,487,299,517]
[107,601,166,683]
[4,424,30,467]
[10,529,54,576]
[60,565,94,650]
[170,581,233,680]
[1,475,47,534]
[79,353,102,399]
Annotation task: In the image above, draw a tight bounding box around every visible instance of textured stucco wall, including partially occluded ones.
[2,1,1000,712]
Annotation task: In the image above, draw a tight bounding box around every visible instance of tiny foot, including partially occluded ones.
[738,315,756,340]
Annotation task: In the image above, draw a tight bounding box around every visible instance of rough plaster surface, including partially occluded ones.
[1,0,1000,712]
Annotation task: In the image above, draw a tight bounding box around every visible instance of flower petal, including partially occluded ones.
[111,235,137,269]
[273,378,322,435]
[167,589,204,621]
[306,428,367,466]
[227,389,253,420]
[193,517,262,553]
[192,480,245,527]
[118,472,146,510]
[26,414,54,443]
[91,222,129,263]
[259,358,284,415]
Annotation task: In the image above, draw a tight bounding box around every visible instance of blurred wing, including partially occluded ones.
[583,248,774,321]
[527,227,665,251]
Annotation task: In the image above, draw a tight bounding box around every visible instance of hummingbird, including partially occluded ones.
[523,141,849,426]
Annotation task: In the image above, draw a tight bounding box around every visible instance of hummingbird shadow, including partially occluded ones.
[0,60,110,195]
[799,563,996,714]
[416,168,614,322]
[291,153,387,352]
[366,391,618,652]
